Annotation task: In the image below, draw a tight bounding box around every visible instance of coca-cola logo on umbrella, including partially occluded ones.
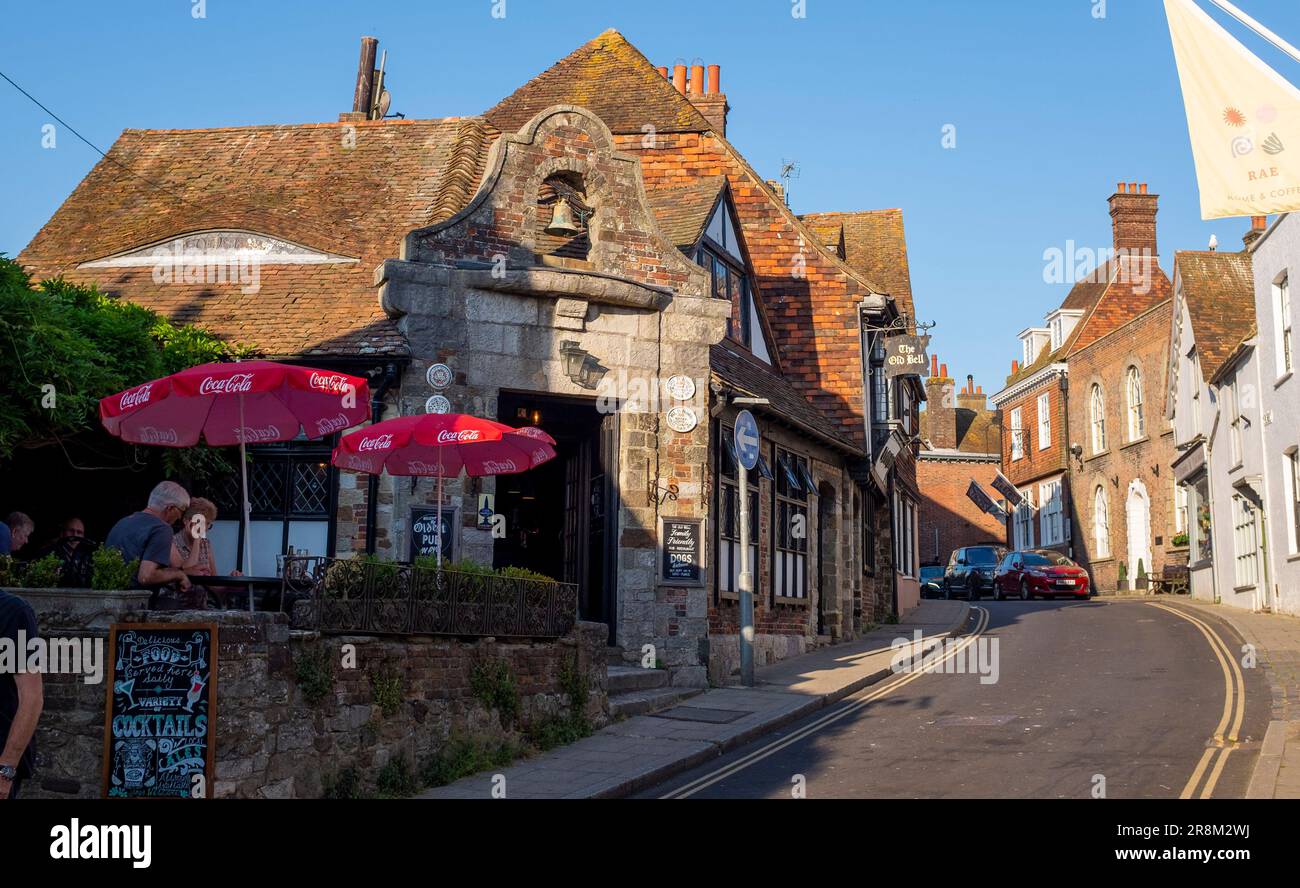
[406,460,444,474]
[358,434,394,452]
[531,448,550,466]
[436,429,482,444]
[315,413,351,435]
[138,426,178,445]
[480,459,518,474]
[235,425,281,443]
[308,373,352,395]
[198,373,255,395]
[119,383,154,411]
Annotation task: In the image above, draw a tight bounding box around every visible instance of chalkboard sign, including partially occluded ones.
[410,507,457,563]
[102,623,218,799]
[660,517,704,586]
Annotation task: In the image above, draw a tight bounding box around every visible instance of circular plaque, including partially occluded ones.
[665,374,696,402]
[425,394,451,415]
[426,363,453,389]
[666,406,698,433]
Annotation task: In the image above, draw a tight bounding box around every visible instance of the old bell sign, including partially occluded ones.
[884,335,930,379]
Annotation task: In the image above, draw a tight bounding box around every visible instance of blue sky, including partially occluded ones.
[3,0,1299,392]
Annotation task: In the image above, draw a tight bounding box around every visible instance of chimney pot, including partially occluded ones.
[707,64,721,95]
[352,36,379,116]
[1253,215,1268,230]
[931,354,939,376]
[689,64,705,95]
[657,65,669,79]
[1139,183,1148,194]
[1117,182,1126,194]
[940,363,948,378]
[1012,359,1020,373]
[672,64,687,94]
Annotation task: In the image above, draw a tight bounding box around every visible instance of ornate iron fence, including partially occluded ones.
[282,556,579,639]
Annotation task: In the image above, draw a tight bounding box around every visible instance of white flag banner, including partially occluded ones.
[1165,0,1300,218]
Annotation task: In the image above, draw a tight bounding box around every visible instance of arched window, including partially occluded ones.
[1094,486,1111,559]
[1090,383,1106,453]
[1126,366,1145,441]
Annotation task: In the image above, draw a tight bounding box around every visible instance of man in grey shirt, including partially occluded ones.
[105,481,193,596]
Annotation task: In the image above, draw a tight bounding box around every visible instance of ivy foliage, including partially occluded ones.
[0,256,253,465]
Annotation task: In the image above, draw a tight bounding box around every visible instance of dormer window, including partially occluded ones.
[695,193,771,363]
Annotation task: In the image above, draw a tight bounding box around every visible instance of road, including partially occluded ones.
[642,599,1270,799]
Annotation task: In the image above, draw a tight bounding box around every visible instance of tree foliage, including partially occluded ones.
[0,256,253,464]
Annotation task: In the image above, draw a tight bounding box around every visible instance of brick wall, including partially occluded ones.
[1066,300,1179,590]
[917,457,1008,566]
[999,375,1069,488]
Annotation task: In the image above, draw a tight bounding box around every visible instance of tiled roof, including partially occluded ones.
[19,117,488,357]
[799,210,915,321]
[1175,250,1257,382]
[645,177,726,249]
[710,343,863,455]
[484,29,713,135]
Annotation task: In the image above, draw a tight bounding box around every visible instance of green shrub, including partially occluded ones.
[470,657,519,726]
[420,733,521,788]
[91,547,137,591]
[294,645,334,705]
[1137,559,1147,579]
[370,665,402,718]
[527,654,593,751]
[21,554,61,588]
[497,565,557,582]
[375,756,419,798]
[322,766,365,799]
[0,555,15,587]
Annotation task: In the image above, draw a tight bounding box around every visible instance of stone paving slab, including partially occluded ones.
[416,600,972,799]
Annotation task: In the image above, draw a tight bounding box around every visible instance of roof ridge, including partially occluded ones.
[119,117,469,136]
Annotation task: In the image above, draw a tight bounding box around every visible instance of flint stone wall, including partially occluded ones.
[15,588,607,799]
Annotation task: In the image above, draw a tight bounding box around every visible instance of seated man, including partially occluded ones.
[105,482,193,606]
[37,517,97,588]
[1,513,34,559]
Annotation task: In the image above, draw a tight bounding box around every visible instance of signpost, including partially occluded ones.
[734,409,761,687]
[103,624,217,798]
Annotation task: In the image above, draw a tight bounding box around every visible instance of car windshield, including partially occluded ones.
[1024,552,1075,567]
[966,547,1000,566]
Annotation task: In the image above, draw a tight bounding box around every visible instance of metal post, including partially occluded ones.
[1208,0,1300,65]
[738,461,754,687]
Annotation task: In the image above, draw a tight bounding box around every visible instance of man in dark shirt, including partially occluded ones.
[105,481,193,597]
[0,590,43,799]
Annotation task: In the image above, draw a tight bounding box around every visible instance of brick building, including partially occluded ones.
[991,184,1174,589]
[917,358,1005,568]
[19,31,925,686]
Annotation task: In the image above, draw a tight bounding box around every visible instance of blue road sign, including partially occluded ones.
[734,410,760,471]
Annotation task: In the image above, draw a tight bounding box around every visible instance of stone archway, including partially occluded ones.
[1126,479,1153,585]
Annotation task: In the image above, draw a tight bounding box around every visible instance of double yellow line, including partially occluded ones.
[1147,602,1246,799]
[660,607,991,799]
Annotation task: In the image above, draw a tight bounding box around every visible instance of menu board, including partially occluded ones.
[410,507,457,563]
[660,517,704,586]
[103,623,217,799]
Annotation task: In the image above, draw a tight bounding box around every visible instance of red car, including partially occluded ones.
[993,549,1091,600]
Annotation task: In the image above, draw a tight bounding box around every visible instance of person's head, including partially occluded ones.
[181,498,218,540]
[6,512,33,550]
[62,517,85,539]
[146,481,191,526]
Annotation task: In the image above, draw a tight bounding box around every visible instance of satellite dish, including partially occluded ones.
[375,88,391,119]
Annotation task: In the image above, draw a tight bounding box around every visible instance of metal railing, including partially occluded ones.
[283,556,579,639]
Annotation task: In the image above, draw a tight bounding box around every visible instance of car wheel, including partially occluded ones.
[1020,580,1032,601]
[993,584,1004,601]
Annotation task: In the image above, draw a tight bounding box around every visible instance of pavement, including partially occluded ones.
[416,599,971,799]
[1154,597,1300,799]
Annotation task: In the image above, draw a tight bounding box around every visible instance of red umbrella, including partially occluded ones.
[100,361,371,607]
[332,413,557,567]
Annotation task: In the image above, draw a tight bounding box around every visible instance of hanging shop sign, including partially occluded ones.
[966,480,1007,523]
[884,335,931,379]
[991,471,1025,507]
[103,623,217,799]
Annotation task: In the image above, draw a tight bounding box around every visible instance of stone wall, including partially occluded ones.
[19,589,607,799]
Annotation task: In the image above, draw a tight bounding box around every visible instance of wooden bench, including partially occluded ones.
[1149,563,1190,595]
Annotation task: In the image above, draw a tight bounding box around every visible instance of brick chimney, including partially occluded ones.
[957,374,987,412]
[1243,215,1268,249]
[663,61,728,136]
[924,356,957,450]
[1109,182,1159,257]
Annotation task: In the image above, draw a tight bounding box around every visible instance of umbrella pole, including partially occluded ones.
[239,392,254,613]
[435,469,443,575]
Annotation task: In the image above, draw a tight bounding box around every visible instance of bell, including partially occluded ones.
[545,197,581,236]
